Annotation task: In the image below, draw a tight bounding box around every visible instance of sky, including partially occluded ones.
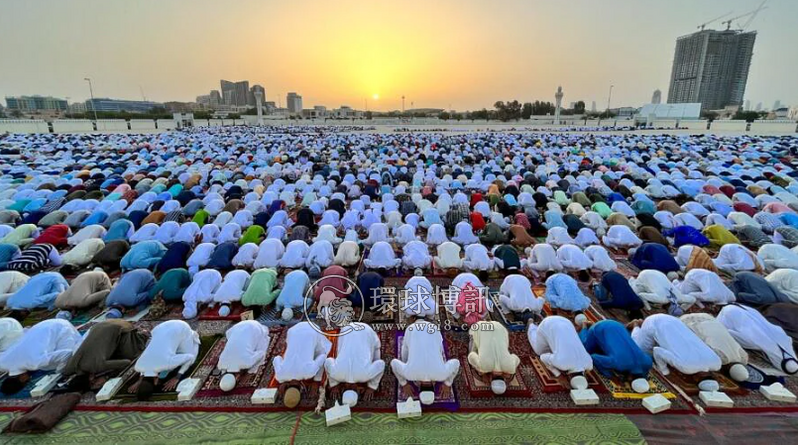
[1,0,795,111]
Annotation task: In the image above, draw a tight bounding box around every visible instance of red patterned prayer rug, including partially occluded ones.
[198,302,247,321]
[529,356,607,394]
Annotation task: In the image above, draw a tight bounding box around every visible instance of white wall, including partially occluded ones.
[749,121,797,134]
[680,120,708,130]
[652,119,677,129]
[209,119,223,127]
[129,119,156,130]
[156,119,176,130]
[52,119,94,133]
[0,119,48,134]
[96,119,128,132]
[709,120,748,132]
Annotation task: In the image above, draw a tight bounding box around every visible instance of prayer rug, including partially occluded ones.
[0,371,53,400]
[69,305,106,326]
[198,302,247,320]
[529,356,606,393]
[143,302,183,321]
[394,331,459,411]
[664,370,746,396]
[295,412,646,445]
[193,327,282,397]
[113,335,221,402]
[452,346,531,398]
[738,364,786,390]
[21,308,58,327]
[597,371,677,400]
[541,301,603,324]
[256,305,317,327]
[487,291,532,332]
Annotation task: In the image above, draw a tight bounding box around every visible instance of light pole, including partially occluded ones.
[606,84,614,113]
[84,77,98,122]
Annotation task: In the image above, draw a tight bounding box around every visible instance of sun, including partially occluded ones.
[372,94,379,100]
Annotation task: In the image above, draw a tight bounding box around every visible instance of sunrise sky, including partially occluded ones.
[1,0,796,111]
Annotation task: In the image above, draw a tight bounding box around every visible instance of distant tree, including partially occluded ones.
[598,110,616,119]
[574,101,586,114]
[194,111,213,119]
[438,111,451,120]
[10,110,23,118]
[228,113,241,119]
[531,101,556,116]
[365,111,373,120]
[454,113,462,121]
[521,102,533,119]
[701,111,719,122]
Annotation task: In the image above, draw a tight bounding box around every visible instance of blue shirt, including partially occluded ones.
[6,272,69,310]
[579,320,653,378]
[544,273,590,312]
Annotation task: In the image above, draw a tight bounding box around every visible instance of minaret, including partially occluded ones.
[554,86,564,125]
[254,91,264,125]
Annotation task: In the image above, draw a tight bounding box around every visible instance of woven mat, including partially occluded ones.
[664,370,746,396]
[597,371,676,400]
[529,356,606,393]
[198,302,247,321]
[394,331,459,410]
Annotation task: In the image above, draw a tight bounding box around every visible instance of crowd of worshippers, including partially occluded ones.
[0,128,798,406]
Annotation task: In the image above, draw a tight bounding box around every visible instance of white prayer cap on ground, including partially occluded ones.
[631,378,650,394]
[220,373,236,392]
[56,310,73,321]
[282,308,294,321]
[419,391,435,405]
[627,247,638,257]
[666,272,679,281]
[786,360,798,374]
[342,390,358,407]
[729,364,749,382]
[491,379,507,395]
[218,304,231,317]
[574,314,588,327]
[570,376,588,390]
[698,380,719,392]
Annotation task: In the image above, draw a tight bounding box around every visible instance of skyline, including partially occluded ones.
[1,0,796,111]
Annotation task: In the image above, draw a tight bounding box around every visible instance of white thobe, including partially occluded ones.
[200,224,220,244]
[219,223,242,244]
[705,214,733,230]
[766,269,798,303]
[632,314,722,375]
[425,224,448,246]
[334,241,360,267]
[364,241,401,269]
[584,245,616,272]
[69,224,108,246]
[403,277,437,318]
[253,239,285,269]
[574,228,599,247]
[174,222,201,244]
[676,269,735,305]
[527,316,593,376]
[273,322,332,382]
[232,243,259,268]
[581,212,607,234]
[314,225,342,245]
[629,270,695,309]
[153,221,179,245]
[280,241,310,268]
[129,223,158,244]
[134,320,200,377]
[654,211,677,230]
[183,269,223,310]
[499,274,544,313]
[218,321,270,373]
[463,244,493,272]
[0,317,23,353]
[452,222,479,246]
[364,223,390,247]
[557,245,593,271]
[602,225,642,249]
[393,224,418,246]
[434,242,463,269]
[759,244,798,272]
[714,244,763,273]
[0,271,30,307]
[212,270,250,304]
[233,210,253,228]
[0,319,82,376]
[674,213,704,230]
[546,227,574,247]
[523,244,562,273]
[186,243,215,275]
[681,313,748,366]
[402,240,432,269]
[390,320,460,386]
[306,241,334,268]
[718,304,798,373]
[325,323,385,390]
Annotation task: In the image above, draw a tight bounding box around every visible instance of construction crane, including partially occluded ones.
[697,11,732,31]
[722,0,768,31]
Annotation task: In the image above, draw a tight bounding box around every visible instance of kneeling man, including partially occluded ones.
[391,319,460,400]
[325,322,385,403]
[468,321,520,395]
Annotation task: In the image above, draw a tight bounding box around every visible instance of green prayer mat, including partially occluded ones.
[0,411,296,445]
[294,412,645,445]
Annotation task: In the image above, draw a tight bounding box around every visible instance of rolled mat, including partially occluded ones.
[4,392,81,434]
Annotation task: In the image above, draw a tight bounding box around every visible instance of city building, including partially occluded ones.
[249,85,265,107]
[651,89,662,104]
[756,102,763,111]
[667,29,756,110]
[5,95,68,113]
[744,100,751,111]
[286,92,303,114]
[302,105,328,119]
[773,100,782,111]
[85,98,162,113]
[220,80,250,107]
[164,101,199,113]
